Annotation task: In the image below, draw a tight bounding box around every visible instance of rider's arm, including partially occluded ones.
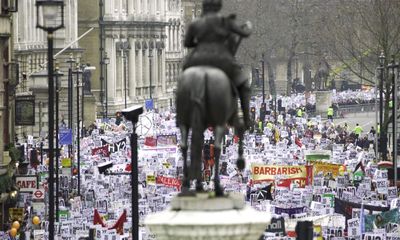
[184,23,197,48]
[228,16,252,38]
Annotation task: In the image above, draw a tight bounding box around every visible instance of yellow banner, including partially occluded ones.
[251,164,307,182]
[313,162,342,178]
[61,158,72,168]
[146,175,156,185]
[9,208,24,222]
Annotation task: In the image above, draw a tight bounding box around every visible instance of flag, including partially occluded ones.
[353,160,365,174]
[109,209,127,235]
[295,137,302,148]
[93,209,106,227]
[334,198,390,221]
[125,164,131,172]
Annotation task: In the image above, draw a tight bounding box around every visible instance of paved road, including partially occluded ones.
[334,111,377,132]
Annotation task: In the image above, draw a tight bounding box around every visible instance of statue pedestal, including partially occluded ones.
[315,91,332,117]
[83,94,97,127]
[145,193,271,240]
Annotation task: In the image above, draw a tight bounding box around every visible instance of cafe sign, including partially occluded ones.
[16,175,38,192]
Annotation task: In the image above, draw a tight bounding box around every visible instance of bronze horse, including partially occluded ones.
[176,66,245,196]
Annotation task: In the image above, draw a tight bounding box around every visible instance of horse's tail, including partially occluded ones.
[189,74,206,181]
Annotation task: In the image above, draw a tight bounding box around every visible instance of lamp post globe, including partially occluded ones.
[35,1,64,240]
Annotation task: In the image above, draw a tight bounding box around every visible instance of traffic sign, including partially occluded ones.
[145,99,154,110]
[32,189,45,200]
[59,128,73,145]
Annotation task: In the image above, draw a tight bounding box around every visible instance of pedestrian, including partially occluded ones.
[327,105,334,121]
[353,123,363,139]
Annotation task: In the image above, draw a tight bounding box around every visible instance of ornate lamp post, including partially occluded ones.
[66,54,75,158]
[74,63,83,195]
[378,51,386,159]
[54,65,63,222]
[121,105,143,240]
[388,55,399,183]
[35,0,64,239]
[103,52,110,118]
[260,53,265,104]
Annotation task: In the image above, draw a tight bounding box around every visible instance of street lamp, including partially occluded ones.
[66,54,75,158]
[260,53,265,104]
[388,55,399,184]
[74,63,83,196]
[378,51,386,160]
[103,52,110,118]
[35,0,64,239]
[121,105,143,240]
[54,65,63,222]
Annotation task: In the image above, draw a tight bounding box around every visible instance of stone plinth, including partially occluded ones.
[145,194,271,240]
[315,91,332,116]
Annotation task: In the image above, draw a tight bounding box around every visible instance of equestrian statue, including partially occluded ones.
[176,0,252,196]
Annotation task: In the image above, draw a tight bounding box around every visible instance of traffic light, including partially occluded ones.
[260,103,266,121]
[250,107,256,121]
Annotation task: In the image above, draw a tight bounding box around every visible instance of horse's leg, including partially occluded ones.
[179,124,191,195]
[236,125,246,171]
[191,106,205,192]
[213,125,225,197]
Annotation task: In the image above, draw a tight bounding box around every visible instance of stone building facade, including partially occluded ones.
[79,0,184,116]
[13,0,81,140]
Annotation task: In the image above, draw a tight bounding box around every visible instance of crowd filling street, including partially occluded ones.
[3,89,399,239]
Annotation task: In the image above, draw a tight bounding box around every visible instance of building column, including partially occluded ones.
[128,0,134,15]
[129,39,136,100]
[107,37,116,102]
[161,48,166,93]
[168,25,171,51]
[136,44,143,89]
[143,47,149,94]
[143,0,148,15]
[137,0,141,14]
[150,0,155,16]
[104,0,111,16]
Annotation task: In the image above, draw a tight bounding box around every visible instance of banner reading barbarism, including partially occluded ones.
[251,164,311,187]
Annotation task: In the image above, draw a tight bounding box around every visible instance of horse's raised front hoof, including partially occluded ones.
[237,157,245,170]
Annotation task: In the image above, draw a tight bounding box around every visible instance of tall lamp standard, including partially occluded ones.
[121,105,143,240]
[261,53,265,104]
[66,54,75,158]
[388,55,399,184]
[103,53,110,118]
[379,51,386,160]
[35,0,64,239]
[54,65,63,222]
[74,63,83,195]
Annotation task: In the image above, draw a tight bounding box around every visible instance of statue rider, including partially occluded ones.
[183,0,253,129]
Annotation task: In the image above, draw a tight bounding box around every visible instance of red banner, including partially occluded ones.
[144,137,157,147]
[156,176,181,189]
[91,145,110,157]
